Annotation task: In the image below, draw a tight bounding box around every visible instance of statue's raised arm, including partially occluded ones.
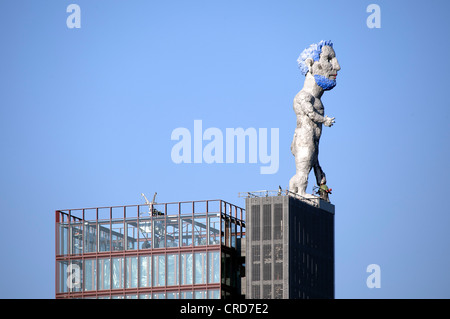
[289,40,341,198]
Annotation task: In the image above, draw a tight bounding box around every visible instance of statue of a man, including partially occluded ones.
[289,40,341,197]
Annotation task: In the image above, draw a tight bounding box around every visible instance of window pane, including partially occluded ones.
[71,223,83,254]
[84,259,96,291]
[139,218,152,249]
[225,218,231,247]
[57,261,68,293]
[153,293,165,299]
[153,255,165,287]
[167,292,179,299]
[208,214,220,245]
[194,252,206,284]
[194,290,207,299]
[221,218,226,245]
[181,217,193,247]
[126,220,138,250]
[181,253,193,285]
[208,251,220,283]
[231,220,237,248]
[194,215,207,246]
[61,260,82,293]
[166,218,179,248]
[98,222,111,252]
[153,217,165,248]
[112,257,124,289]
[139,255,152,287]
[180,291,193,299]
[208,289,220,299]
[84,222,97,253]
[58,224,69,255]
[167,254,179,286]
[111,221,124,251]
[221,252,231,286]
[126,256,138,288]
[98,258,110,290]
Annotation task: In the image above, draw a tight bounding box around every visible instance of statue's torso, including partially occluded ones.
[294,90,323,141]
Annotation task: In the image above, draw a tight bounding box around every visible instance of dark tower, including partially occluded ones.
[244,191,334,299]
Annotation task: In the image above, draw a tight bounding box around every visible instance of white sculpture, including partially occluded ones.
[289,40,341,197]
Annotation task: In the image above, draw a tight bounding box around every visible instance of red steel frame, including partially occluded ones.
[55,199,245,299]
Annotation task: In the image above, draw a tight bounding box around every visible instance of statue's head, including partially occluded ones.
[297,40,341,91]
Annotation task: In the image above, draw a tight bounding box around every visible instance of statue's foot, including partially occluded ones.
[291,190,318,199]
[299,193,317,199]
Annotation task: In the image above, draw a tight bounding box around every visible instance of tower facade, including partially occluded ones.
[244,192,334,299]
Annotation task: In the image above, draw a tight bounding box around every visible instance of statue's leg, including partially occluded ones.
[290,145,314,195]
[289,173,305,194]
[313,159,326,186]
[289,132,298,191]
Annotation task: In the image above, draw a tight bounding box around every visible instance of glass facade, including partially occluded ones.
[55,200,245,299]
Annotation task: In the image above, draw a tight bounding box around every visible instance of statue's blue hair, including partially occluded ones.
[297,40,333,76]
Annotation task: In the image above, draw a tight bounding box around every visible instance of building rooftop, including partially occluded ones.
[238,189,335,214]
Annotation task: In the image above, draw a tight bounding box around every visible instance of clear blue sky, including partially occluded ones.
[1,0,449,299]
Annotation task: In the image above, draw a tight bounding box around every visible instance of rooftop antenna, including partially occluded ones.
[141,192,162,216]
[139,192,163,249]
